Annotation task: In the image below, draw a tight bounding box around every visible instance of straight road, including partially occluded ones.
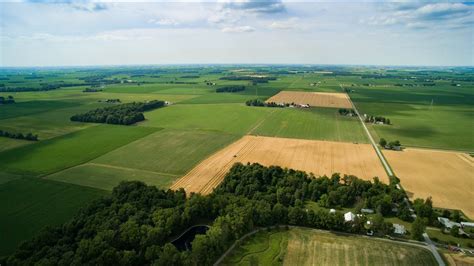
[340,84,394,177]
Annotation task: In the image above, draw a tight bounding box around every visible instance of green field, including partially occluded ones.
[140,103,274,135]
[45,163,177,191]
[0,125,158,175]
[251,107,368,143]
[94,129,239,175]
[0,178,106,256]
[223,227,437,266]
[349,83,474,151]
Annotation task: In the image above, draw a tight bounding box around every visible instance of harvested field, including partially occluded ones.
[284,228,436,266]
[384,148,474,218]
[266,91,352,108]
[171,135,388,195]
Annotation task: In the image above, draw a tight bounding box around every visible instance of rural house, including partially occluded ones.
[344,212,356,222]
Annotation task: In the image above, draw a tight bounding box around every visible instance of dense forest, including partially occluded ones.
[215,85,245,93]
[0,95,15,104]
[5,163,414,265]
[0,129,38,141]
[70,100,165,125]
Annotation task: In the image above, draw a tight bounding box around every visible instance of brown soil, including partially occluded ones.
[265,91,352,108]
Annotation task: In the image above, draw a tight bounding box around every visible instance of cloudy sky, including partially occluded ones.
[0,0,473,67]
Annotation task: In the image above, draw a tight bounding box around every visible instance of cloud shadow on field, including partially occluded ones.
[385,124,437,139]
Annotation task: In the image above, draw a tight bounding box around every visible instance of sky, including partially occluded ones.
[0,0,473,67]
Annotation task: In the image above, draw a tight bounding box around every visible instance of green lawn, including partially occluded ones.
[45,163,178,191]
[93,129,239,175]
[251,107,368,143]
[0,178,106,256]
[0,125,158,176]
[140,103,274,135]
[221,230,288,266]
[223,227,438,266]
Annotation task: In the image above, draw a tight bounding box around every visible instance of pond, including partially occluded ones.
[171,225,209,251]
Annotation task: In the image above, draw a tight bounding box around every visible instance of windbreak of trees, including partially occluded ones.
[365,115,391,125]
[0,129,38,141]
[6,163,411,266]
[70,100,165,125]
[83,88,103,92]
[338,108,356,116]
[0,95,15,104]
[215,85,245,93]
[245,99,285,108]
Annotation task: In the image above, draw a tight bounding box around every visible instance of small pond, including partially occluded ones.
[171,225,209,251]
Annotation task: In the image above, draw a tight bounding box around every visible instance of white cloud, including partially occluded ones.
[221,25,255,33]
[268,17,300,30]
[148,18,179,26]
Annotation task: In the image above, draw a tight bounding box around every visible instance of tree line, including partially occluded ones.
[0,95,15,104]
[6,163,415,265]
[70,100,165,125]
[338,108,356,116]
[83,88,103,92]
[245,99,284,108]
[365,115,391,125]
[0,129,38,141]
[379,138,402,150]
[215,85,245,93]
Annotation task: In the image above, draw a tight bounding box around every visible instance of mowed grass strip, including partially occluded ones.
[222,230,288,266]
[0,125,159,176]
[46,163,178,191]
[0,178,106,256]
[251,108,368,143]
[94,129,240,175]
[140,104,274,135]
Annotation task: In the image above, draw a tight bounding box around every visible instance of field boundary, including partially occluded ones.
[341,84,394,177]
[214,226,442,266]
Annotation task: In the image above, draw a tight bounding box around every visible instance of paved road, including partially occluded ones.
[423,233,446,266]
[341,84,394,177]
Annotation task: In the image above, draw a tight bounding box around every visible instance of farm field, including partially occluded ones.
[222,227,437,266]
[45,163,177,191]
[0,177,106,256]
[0,125,158,175]
[266,91,352,108]
[93,129,239,175]
[140,103,274,135]
[349,83,474,151]
[251,107,368,143]
[384,148,474,218]
[171,135,388,195]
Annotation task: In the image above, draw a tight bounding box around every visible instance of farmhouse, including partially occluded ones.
[438,217,461,229]
[393,224,406,235]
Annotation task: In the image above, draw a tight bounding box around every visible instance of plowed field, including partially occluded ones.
[265,91,352,108]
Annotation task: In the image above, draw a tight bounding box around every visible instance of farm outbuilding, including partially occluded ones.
[393,224,406,235]
[438,217,461,229]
